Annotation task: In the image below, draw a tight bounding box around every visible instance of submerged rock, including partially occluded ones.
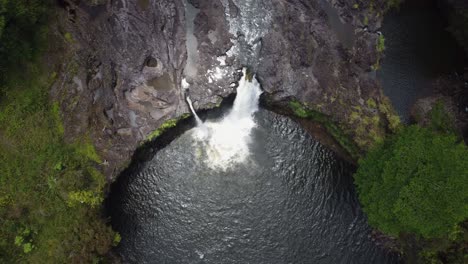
[51,0,394,180]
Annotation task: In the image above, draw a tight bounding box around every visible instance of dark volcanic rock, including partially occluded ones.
[51,0,393,180]
[411,76,468,139]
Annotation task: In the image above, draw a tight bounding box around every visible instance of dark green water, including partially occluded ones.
[378,0,464,121]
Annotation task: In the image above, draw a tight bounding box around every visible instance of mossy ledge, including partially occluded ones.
[260,96,362,164]
[289,100,362,161]
[145,113,191,143]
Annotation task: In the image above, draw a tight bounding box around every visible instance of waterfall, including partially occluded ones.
[229,69,262,121]
[186,96,203,126]
[182,78,204,126]
[190,68,263,170]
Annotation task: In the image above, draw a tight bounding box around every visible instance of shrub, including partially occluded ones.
[0,0,49,84]
[354,125,468,239]
[429,100,457,135]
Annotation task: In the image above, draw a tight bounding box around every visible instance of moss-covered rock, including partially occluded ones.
[289,100,362,160]
[146,114,191,142]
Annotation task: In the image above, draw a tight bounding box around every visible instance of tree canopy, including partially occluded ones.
[354,125,468,239]
[0,0,49,82]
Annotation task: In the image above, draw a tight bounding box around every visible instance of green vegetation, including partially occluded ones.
[0,2,117,261]
[428,100,457,135]
[355,124,468,262]
[289,100,361,160]
[371,34,386,70]
[146,114,191,142]
[0,65,117,263]
[366,98,377,109]
[376,34,385,53]
[0,0,50,84]
[64,32,73,43]
[355,126,467,238]
[348,106,385,149]
[378,96,401,132]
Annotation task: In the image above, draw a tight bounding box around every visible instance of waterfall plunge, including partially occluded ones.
[187,68,262,170]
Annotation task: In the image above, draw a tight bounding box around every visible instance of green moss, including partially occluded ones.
[352,105,362,112]
[366,98,377,109]
[290,100,309,118]
[349,112,360,123]
[379,97,401,132]
[371,34,386,71]
[245,67,255,82]
[51,102,64,135]
[371,59,381,71]
[67,190,103,208]
[146,113,191,142]
[376,34,385,53]
[64,32,73,43]
[289,100,361,160]
[113,232,122,246]
[75,136,101,163]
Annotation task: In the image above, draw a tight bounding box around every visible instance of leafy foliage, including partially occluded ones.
[355,125,468,239]
[0,0,49,84]
[429,100,457,135]
[0,66,115,263]
[378,96,401,132]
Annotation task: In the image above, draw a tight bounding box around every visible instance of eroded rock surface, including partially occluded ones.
[52,0,394,180]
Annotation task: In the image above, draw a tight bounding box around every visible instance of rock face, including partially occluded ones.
[411,76,468,139]
[438,0,468,55]
[52,0,394,180]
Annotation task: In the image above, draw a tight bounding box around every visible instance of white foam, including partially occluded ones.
[192,68,262,170]
[182,78,190,89]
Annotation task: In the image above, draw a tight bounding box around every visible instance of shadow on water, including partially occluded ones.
[378,0,465,122]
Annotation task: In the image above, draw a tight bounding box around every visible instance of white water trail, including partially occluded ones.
[192,68,263,170]
[186,96,203,126]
